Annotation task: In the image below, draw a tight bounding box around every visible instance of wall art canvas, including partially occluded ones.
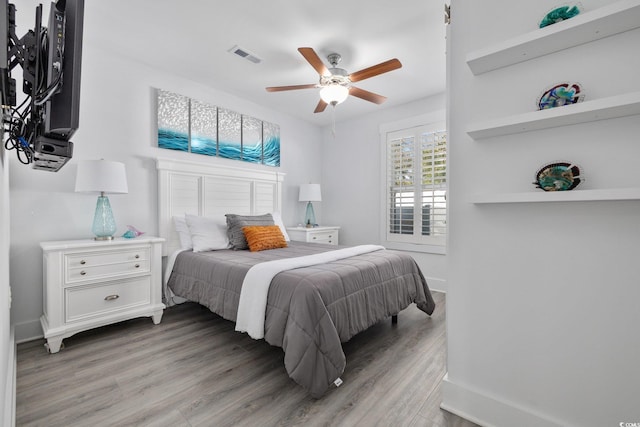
[190,100,217,156]
[156,89,280,167]
[157,90,189,152]
[263,121,281,167]
[218,108,242,161]
[242,115,263,164]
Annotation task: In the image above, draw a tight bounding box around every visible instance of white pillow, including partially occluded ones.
[185,214,230,252]
[271,211,290,241]
[173,216,193,250]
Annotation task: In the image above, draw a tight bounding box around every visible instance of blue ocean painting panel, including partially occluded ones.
[158,128,189,151]
[191,100,217,156]
[218,108,242,160]
[263,122,280,167]
[242,115,262,164]
[157,89,189,152]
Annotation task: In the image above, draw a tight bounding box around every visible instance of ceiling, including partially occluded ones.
[84,1,446,127]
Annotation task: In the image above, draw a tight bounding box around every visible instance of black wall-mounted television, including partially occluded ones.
[44,0,84,140]
[1,0,85,172]
[0,0,12,107]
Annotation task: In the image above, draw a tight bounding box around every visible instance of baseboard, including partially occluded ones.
[426,277,447,293]
[440,374,565,427]
[14,319,43,344]
[4,327,15,427]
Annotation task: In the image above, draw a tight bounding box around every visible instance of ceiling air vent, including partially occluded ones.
[228,45,262,64]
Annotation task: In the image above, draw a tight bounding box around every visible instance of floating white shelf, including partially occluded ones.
[467,91,640,139]
[471,188,640,204]
[466,0,640,75]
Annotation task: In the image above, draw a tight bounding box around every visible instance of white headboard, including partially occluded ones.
[157,158,285,256]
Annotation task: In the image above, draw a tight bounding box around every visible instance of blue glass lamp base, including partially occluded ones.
[304,201,317,227]
[92,195,117,240]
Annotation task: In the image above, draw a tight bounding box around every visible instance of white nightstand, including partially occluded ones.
[287,226,340,245]
[40,236,165,353]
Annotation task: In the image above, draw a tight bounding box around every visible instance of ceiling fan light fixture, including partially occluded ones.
[320,85,349,105]
[265,47,402,114]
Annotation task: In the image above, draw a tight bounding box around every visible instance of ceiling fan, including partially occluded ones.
[266,47,402,113]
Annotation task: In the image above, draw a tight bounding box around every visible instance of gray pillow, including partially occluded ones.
[225,213,274,250]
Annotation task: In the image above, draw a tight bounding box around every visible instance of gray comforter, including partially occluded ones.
[167,241,435,398]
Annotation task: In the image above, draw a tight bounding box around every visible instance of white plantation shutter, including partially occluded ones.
[388,134,415,236]
[386,124,447,248]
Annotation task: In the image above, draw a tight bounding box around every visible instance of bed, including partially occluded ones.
[157,158,436,398]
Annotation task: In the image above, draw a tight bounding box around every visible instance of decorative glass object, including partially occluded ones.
[304,203,317,228]
[92,195,117,239]
[538,83,584,110]
[299,184,322,227]
[539,5,581,28]
[123,225,145,239]
[534,162,582,191]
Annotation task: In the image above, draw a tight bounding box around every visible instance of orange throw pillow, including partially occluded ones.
[242,225,288,252]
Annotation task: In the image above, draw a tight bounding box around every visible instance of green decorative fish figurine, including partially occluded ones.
[123,225,145,239]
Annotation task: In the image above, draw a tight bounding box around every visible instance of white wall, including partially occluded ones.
[445,1,640,426]
[9,2,324,342]
[1,136,15,426]
[321,94,448,291]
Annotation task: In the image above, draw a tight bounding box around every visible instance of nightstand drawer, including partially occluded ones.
[65,249,150,284]
[66,260,150,283]
[309,231,338,244]
[287,226,340,245]
[65,247,149,269]
[65,277,151,323]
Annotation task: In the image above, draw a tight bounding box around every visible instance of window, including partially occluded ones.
[385,123,447,251]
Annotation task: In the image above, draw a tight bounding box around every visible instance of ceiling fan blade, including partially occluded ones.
[349,86,387,104]
[266,84,317,92]
[314,99,328,113]
[298,47,329,76]
[349,58,402,83]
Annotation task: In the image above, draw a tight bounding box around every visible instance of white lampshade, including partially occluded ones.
[319,85,349,105]
[75,160,129,194]
[299,184,322,202]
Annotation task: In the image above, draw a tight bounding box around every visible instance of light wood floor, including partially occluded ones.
[16,291,478,427]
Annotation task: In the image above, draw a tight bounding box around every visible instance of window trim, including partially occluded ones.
[379,110,447,255]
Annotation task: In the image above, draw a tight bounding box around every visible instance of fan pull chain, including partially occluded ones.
[331,104,336,138]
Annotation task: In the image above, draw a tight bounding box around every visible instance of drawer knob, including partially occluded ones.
[80,260,86,265]
[104,294,120,301]
[135,264,140,268]
[135,254,140,259]
[312,236,317,239]
[80,271,86,276]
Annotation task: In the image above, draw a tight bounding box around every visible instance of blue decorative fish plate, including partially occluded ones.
[538,83,584,110]
[539,5,581,28]
[534,162,582,191]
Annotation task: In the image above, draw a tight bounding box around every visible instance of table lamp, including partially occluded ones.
[299,183,321,227]
[75,160,128,240]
